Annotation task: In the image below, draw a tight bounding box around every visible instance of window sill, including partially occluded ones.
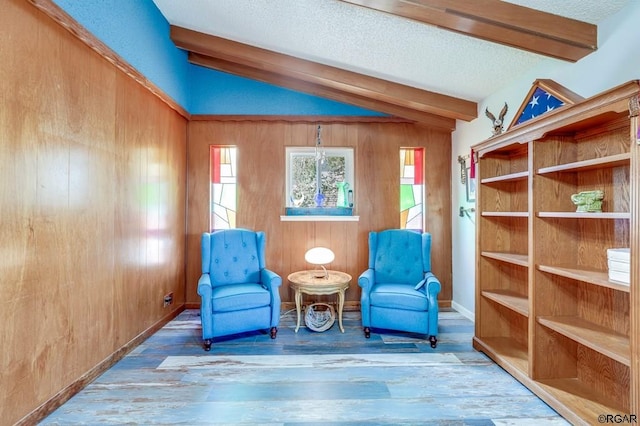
[280,215,360,222]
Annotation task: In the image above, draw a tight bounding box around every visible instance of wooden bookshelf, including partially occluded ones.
[473,336,529,376]
[538,316,630,366]
[481,211,529,217]
[538,264,631,292]
[481,170,529,184]
[535,378,625,423]
[537,152,630,174]
[473,80,640,423]
[481,251,529,267]
[482,290,529,317]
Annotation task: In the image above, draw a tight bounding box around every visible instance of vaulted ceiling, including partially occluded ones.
[152,0,629,130]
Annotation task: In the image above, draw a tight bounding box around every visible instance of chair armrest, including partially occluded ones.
[424,272,441,337]
[261,268,282,290]
[261,268,282,328]
[197,273,212,297]
[358,268,375,327]
[423,272,441,299]
[358,269,375,293]
[197,273,213,338]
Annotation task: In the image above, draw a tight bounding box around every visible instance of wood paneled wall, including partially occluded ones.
[187,118,452,309]
[1,2,187,424]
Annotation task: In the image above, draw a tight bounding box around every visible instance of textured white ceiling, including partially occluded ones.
[152,0,629,102]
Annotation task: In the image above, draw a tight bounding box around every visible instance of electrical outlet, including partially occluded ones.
[163,292,173,307]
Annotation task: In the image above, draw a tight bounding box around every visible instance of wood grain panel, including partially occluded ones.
[172,27,476,123]
[629,112,639,414]
[2,2,187,424]
[186,119,453,307]
[577,346,630,411]
[578,282,630,336]
[532,325,578,379]
[28,0,189,119]
[478,299,528,347]
[339,0,597,62]
[475,81,640,419]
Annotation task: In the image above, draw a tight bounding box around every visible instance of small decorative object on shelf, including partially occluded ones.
[485,102,508,135]
[570,190,604,212]
[314,192,325,207]
[304,303,335,332]
[507,79,583,130]
[336,182,350,207]
[291,192,305,207]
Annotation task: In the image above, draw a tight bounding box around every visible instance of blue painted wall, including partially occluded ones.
[188,65,383,115]
[53,0,384,116]
[53,0,190,109]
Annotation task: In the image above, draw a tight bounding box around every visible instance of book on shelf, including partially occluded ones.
[607,248,630,285]
[608,269,630,285]
[608,259,630,273]
[607,247,630,262]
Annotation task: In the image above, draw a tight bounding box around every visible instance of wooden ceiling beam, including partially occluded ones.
[189,53,457,130]
[171,26,477,123]
[340,0,597,62]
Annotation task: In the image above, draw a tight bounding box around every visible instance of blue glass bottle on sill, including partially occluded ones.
[314,192,326,207]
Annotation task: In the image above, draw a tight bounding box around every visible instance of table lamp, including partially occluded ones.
[305,247,335,279]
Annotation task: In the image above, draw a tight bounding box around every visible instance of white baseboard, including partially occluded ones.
[451,301,474,323]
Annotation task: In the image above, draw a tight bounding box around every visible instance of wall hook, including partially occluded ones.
[459,206,476,219]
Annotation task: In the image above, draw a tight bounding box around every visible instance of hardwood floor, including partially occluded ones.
[41,309,568,425]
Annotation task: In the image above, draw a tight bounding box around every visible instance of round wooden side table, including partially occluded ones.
[287,270,351,333]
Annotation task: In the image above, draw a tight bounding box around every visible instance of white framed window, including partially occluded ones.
[285,147,354,208]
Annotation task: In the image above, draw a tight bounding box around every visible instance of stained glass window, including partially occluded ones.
[210,146,237,230]
[400,148,424,231]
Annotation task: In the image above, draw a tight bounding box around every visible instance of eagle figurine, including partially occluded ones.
[485,102,508,135]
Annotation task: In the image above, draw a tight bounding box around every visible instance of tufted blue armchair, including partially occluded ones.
[198,229,282,351]
[358,229,441,348]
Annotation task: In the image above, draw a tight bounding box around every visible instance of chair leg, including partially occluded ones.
[364,327,371,338]
[203,339,212,351]
[270,327,277,339]
[429,335,437,348]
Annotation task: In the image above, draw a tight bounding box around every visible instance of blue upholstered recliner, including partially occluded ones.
[198,229,282,351]
[358,229,441,348]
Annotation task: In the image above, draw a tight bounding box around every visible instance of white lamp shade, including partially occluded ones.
[304,247,335,265]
